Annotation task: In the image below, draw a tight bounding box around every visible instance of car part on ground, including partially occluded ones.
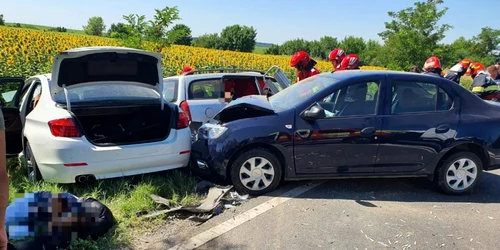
[142,181,249,222]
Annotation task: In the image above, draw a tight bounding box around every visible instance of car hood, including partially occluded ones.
[50,46,164,98]
[214,95,276,123]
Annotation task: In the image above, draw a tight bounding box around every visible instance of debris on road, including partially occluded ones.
[141,181,249,222]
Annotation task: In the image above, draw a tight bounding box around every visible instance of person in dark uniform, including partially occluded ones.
[444,58,473,84]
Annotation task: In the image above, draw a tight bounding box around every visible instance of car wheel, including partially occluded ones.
[24,142,42,182]
[435,151,482,195]
[230,148,282,196]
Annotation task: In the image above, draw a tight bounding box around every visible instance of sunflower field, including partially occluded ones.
[0,26,387,81]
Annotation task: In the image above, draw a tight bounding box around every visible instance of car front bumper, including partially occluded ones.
[189,138,228,181]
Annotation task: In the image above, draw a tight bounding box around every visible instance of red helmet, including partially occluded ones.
[467,62,485,77]
[423,56,441,71]
[337,54,360,70]
[328,48,346,62]
[182,66,194,74]
[459,58,473,69]
[290,51,311,69]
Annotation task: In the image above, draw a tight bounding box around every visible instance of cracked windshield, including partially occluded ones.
[1,0,500,249]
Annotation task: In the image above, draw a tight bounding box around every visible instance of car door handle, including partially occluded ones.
[360,127,376,136]
[436,124,450,134]
[296,129,311,139]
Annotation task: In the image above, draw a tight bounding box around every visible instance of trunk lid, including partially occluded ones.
[213,95,276,123]
[51,46,164,110]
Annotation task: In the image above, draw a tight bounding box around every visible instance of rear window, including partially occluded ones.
[189,79,222,99]
[53,84,159,103]
[57,52,159,87]
[162,79,178,102]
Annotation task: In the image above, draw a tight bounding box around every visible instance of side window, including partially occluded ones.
[25,82,42,115]
[391,81,453,114]
[317,81,380,118]
[188,79,222,100]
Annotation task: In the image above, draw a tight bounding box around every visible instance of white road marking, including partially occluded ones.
[167,181,326,250]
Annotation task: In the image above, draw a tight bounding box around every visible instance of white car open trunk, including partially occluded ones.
[51,46,174,146]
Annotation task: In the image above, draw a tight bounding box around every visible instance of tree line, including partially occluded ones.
[1,0,499,71]
[265,0,500,71]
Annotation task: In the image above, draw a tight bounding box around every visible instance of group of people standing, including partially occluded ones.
[290,48,360,83]
[413,56,499,96]
[290,49,500,98]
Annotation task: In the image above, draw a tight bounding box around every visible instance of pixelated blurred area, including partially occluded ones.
[5,191,115,250]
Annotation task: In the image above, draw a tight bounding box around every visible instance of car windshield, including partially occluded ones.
[53,83,160,103]
[162,79,179,102]
[269,75,340,111]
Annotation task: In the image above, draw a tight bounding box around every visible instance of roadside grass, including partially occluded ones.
[7,158,202,249]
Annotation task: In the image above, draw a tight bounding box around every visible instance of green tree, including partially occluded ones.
[120,14,148,49]
[470,27,500,65]
[378,0,452,70]
[83,16,106,36]
[264,44,281,55]
[0,14,5,26]
[108,23,130,38]
[359,39,385,66]
[340,36,366,55]
[218,24,257,52]
[192,33,220,49]
[279,39,310,55]
[145,6,181,47]
[319,36,340,59]
[170,24,193,46]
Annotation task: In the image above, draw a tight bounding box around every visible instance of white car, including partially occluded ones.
[162,67,291,135]
[0,46,192,183]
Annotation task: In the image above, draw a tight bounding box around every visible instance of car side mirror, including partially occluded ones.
[301,105,326,120]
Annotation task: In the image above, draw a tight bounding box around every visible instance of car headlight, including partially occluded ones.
[199,123,228,140]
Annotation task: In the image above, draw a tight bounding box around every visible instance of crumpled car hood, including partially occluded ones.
[214,95,276,123]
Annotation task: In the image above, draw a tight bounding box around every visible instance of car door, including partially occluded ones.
[186,77,225,131]
[0,77,25,156]
[294,77,385,175]
[375,75,459,173]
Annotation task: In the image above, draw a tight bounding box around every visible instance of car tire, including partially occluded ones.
[435,151,482,195]
[230,148,282,196]
[24,141,42,182]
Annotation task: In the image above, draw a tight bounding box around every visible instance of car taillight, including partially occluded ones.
[177,112,190,129]
[48,118,82,137]
[179,101,192,122]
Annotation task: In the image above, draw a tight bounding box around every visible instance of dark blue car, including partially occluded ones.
[190,70,500,196]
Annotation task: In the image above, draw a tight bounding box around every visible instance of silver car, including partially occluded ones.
[163,68,291,135]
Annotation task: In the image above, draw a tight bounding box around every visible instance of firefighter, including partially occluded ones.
[422,56,443,77]
[290,51,320,83]
[468,63,498,96]
[328,48,346,72]
[336,54,360,71]
[444,58,473,84]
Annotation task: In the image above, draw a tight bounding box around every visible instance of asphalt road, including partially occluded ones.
[142,169,500,250]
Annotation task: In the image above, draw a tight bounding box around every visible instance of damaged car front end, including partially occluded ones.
[190,95,294,192]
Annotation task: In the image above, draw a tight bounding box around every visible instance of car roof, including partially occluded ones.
[318,69,429,80]
[163,72,268,81]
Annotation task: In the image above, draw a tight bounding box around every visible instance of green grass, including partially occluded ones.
[7,157,202,249]
[252,46,268,54]
[5,22,85,35]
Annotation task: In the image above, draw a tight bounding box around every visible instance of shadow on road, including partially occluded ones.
[264,171,500,204]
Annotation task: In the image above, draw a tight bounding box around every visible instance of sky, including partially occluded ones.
[2,0,499,45]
